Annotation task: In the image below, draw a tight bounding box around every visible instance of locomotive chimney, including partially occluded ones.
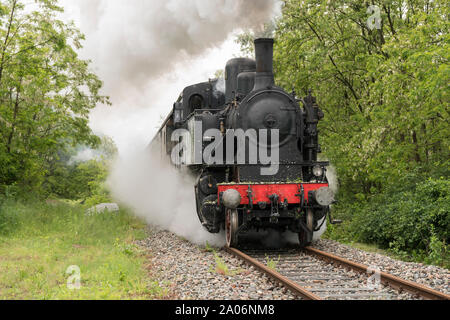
[253,38,275,90]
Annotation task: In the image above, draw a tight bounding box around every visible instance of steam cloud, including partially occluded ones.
[108,151,334,247]
[109,150,225,246]
[313,166,341,239]
[62,0,287,245]
[69,148,104,165]
[60,0,282,156]
[72,0,280,101]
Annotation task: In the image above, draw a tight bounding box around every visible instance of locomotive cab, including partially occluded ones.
[173,80,226,127]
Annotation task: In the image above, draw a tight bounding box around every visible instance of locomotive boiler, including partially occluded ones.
[151,38,337,247]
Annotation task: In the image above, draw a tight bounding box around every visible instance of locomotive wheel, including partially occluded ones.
[225,209,239,248]
[298,209,314,247]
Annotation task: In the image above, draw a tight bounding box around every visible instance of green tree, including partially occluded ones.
[43,136,118,200]
[0,0,109,192]
[258,0,450,261]
[272,0,449,199]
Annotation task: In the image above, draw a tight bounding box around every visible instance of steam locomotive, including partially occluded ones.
[151,38,337,247]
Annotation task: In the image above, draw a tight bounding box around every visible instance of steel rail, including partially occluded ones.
[225,247,321,300]
[305,246,450,300]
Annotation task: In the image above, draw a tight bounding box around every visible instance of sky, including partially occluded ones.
[58,0,281,154]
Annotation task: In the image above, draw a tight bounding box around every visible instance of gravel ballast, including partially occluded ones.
[248,249,417,300]
[137,228,298,300]
[137,228,448,300]
[313,239,449,295]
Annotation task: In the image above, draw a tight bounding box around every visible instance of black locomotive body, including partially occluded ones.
[152,39,336,247]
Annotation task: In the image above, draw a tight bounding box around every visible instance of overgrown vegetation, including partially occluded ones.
[325,177,449,267]
[210,252,233,276]
[205,247,243,277]
[265,255,280,272]
[0,1,158,300]
[42,136,118,206]
[0,0,110,198]
[238,0,449,267]
[0,199,166,299]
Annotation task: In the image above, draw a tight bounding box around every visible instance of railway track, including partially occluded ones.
[226,246,450,300]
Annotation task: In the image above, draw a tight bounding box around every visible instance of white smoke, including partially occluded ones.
[59,0,282,155]
[312,165,340,240]
[108,150,334,247]
[108,150,225,246]
[69,148,104,165]
[326,165,339,194]
[213,78,226,98]
[66,0,280,101]
[59,0,282,245]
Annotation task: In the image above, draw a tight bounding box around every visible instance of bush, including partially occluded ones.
[328,177,449,267]
[44,160,110,201]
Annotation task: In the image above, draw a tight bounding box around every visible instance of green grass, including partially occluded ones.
[0,200,167,300]
[265,255,280,272]
[204,246,243,277]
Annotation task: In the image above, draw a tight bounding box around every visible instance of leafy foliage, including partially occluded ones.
[237,0,449,266]
[0,0,109,193]
[43,136,117,202]
[325,177,449,267]
[273,0,448,199]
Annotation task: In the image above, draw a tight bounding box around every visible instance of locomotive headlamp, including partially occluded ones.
[314,187,335,206]
[312,165,324,177]
[222,189,242,210]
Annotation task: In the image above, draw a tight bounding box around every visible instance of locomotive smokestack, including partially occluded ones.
[253,38,275,90]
